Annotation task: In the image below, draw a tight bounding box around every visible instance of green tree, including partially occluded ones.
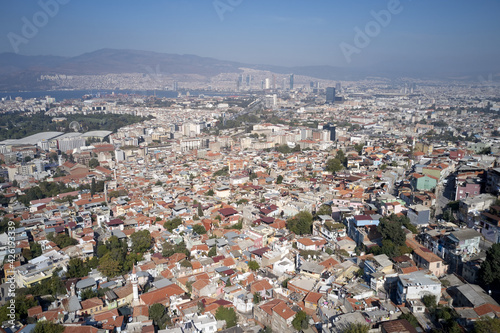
[80,288,99,301]
[326,158,343,173]
[205,189,214,196]
[180,259,192,268]
[193,224,207,235]
[248,260,260,271]
[0,295,37,322]
[399,313,419,328]
[0,217,19,233]
[197,204,204,217]
[378,215,406,247]
[253,292,262,304]
[89,158,99,168]
[66,258,90,278]
[343,323,369,333]
[335,149,346,165]
[276,145,292,154]
[91,178,97,196]
[208,246,217,257]
[354,143,364,155]
[473,316,500,333]
[316,205,332,216]
[48,232,78,248]
[163,217,183,232]
[292,310,309,331]
[422,294,437,308]
[130,230,151,253]
[434,306,455,321]
[162,240,190,258]
[259,327,272,333]
[215,306,238,328]
[479,243,500,290]
[22,248,33,260]
[33,321,65,333]
[98,252,122,277]
[276,175,283,184]
[97,243,109,258]
[149,303,171,329]
[287,211,313,235]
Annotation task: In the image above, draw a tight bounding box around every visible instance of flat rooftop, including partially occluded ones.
[0,131,63,145]
[399,270,440,287]
[82,130,112,138]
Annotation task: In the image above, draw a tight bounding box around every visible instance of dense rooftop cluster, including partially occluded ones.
[1,82,500,333]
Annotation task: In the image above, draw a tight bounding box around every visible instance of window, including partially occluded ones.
[436,263,440,268]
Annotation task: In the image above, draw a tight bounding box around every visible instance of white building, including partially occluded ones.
[396,270,441,305]
[183,313,218,333]
[273,257,295,276]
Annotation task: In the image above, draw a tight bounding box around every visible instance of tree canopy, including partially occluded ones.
[208,246,217,257]
[215,306,238,328]
[163,217,183,232]
[398,313,419,328]
[162,240,190,258]
[149,303,171,329]
[287,211,313,235]
[479,243,500,289]
[253,292,262,304]
[366,214,415,258]
[473,317,500,333]
[292,310,309,331]
[97,236,142,277]
[316,204,332,217]
[47,232,78,249]
[248,260,260,271]
[130,230,152,253]
[66,257,96,278]
[33,321,65,333]
[378,214,407,246]
[326,158,343,173]
[193,224,207,235]
[343,323,369,333]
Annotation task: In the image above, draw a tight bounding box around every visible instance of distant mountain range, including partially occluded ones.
[0,48,495,91]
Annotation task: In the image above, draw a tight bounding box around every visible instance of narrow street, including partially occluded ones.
[434,176,454,219]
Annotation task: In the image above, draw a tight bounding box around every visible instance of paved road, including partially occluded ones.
[435,176,455,218]
[414,312,436,331]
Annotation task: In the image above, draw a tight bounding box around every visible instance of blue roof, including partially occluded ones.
[18,324,36,333]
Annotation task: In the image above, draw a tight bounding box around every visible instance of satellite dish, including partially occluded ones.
[69,121,81,132]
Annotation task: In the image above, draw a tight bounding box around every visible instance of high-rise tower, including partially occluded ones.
[326,87,336,104]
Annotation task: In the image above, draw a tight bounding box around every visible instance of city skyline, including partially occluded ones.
[1,0,500,76]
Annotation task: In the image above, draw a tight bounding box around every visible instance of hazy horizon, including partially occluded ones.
[1,0,500,76]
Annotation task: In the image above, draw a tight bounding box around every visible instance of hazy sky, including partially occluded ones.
[1,0,500,74]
